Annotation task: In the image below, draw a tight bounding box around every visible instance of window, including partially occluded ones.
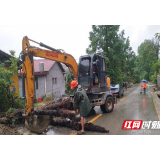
[55,78,57,84]
[102,59,106,71]
[52,78,57,84]
[52,78,54,84]
[79,58,91,76]
[35,77,38,89]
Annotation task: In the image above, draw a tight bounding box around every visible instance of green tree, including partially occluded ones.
[132,56,141,83]
[138,39,158,81]
[65,73,73,95]
[0,50,23,112]
[155,33,160,41]
[86,25,137,85]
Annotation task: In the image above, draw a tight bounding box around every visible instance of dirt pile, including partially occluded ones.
[0,124,23,135]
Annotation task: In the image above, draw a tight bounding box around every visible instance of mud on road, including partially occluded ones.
[0,124,23,135]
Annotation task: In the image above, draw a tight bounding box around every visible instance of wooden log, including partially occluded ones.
[33,109,76,120]
[41,103,62,110]
[59,109,76,119]
[50,119,81,130]
[33,110,58,116]
[50,119,109,133]
[62,98,74,110]
[84,123,109,133]
[42,98,74,110]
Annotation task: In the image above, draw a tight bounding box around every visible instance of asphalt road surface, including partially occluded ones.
[20,84,160,135]
[82,84,160,135]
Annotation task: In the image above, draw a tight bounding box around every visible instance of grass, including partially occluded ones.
[34,99,53,109]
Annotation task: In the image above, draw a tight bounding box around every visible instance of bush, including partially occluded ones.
[65,73,73,95]
[6,108,16,114]
[42,94,53,101]
[14,98,23,109]
[0,51,23,112]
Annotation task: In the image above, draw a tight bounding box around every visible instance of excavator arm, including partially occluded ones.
[21,36,78,116]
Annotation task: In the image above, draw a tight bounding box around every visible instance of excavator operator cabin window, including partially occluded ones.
[102,59,106,71]
[79,58,91,76]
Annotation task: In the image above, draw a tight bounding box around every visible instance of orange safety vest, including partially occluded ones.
[143,82,146,88]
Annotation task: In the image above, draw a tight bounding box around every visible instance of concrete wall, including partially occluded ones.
[35,75,46,98]
[46,62,65,97]
[157,75,160,90]
[18,62,65,98]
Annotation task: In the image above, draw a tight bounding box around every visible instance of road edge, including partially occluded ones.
[149,85,160,121]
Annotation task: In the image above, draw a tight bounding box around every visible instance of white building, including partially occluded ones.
[18,59,66,99]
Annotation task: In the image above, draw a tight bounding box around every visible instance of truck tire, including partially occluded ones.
[118,92,121,98]
[100,96,114,113]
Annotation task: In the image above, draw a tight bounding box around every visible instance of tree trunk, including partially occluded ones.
[42,98,73,110]
[50,118,109,133]
[33,109,76,120]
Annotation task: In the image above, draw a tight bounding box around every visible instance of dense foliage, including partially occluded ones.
[137,37,160,83]
[65,73,73,95]
[0,51,23,112]
[86,25,140,85]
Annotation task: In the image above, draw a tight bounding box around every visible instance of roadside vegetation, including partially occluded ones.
[86,25,160,85]
[0,51,23,113]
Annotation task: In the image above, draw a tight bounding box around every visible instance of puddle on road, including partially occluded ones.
[18,125,76,135]
[45,126,75,135]
[143,97,146,108]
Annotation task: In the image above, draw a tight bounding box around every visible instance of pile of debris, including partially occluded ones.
[0,97,109,134]
[0,110,24,135]
[0,124,23,135]
[0,109,24,125]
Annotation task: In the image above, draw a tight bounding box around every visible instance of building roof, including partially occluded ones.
[18,58,65,76]
[0,50,22,67]
[0,50,12,59]
[34,59,65,73]
[34,59,55,72]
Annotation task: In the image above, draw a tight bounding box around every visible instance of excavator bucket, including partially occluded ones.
[25,114,52,134]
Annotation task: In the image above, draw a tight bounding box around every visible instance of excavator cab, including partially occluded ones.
[78,54,110,93]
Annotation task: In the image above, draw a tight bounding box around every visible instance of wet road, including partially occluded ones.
[20,84,160,135]
[83,84,160,135]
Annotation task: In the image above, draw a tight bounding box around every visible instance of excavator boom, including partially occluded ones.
[21,36,78,116]
[21,36,79,133]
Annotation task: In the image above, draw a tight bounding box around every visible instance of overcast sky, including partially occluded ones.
[0,25,160,62]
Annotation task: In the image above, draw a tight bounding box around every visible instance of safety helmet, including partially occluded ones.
[71,80,78,89]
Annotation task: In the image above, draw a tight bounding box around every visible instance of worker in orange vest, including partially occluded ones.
[142,82,146,94]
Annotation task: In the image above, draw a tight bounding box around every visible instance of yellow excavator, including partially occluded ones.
[20,36,117,133]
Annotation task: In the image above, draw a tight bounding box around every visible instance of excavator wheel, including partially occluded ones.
[100,96,114,113]
[25,114,52,134]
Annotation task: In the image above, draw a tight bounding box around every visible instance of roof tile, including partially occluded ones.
[34,59,55,72]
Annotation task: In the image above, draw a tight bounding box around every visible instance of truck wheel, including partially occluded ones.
[118,92,121,98]
[100,96,114,113]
